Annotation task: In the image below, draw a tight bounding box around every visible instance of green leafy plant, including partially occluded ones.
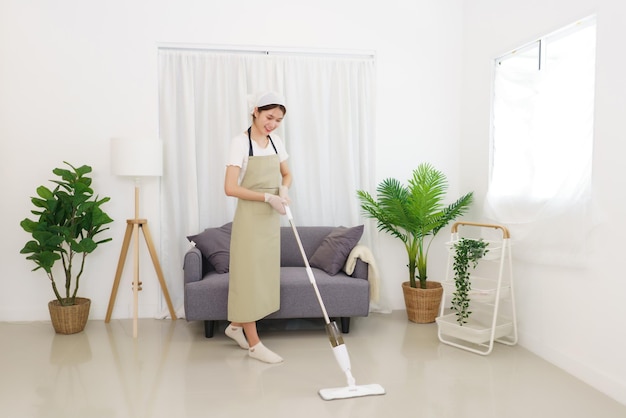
[357,163,474,289]
[451,238,489,325]
[20,162,113,306]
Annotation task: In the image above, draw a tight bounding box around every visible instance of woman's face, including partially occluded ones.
[254,107,284,135]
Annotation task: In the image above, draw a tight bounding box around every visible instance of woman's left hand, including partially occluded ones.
[279,185,291,204]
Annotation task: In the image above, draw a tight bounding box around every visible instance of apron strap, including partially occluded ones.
[248,126,278,156]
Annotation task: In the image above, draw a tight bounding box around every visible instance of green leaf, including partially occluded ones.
[73,181,93,196]
[52,168,74,183]
[20,240,40,254]
[72,237,97,253]
[30,198,48,209]
[26,251,61,273]
[95,237,113,245]
[74,163,93,177]
[36,186,54,200]
[20,218,38,233]
[92,210,114,226]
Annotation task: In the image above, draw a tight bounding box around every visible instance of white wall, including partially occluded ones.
[461,0,626,406]
[0,0,463,319]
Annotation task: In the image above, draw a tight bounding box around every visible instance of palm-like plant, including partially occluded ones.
[357,163,473,289]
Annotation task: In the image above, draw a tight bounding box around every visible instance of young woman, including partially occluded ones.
[223,91,292,363]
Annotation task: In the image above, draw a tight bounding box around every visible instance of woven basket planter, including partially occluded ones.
[402,281,443,324]
[48,297,91,334]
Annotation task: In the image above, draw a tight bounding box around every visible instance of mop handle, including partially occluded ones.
[285,206,332,325]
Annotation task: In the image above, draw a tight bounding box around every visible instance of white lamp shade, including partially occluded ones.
[110,138,163,177]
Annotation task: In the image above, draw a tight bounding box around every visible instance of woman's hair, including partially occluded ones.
[254,104,287,119]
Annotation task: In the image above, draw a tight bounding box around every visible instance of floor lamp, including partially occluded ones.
[105,138,177,338]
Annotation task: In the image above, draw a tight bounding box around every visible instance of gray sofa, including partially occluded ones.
[184,223,371,338]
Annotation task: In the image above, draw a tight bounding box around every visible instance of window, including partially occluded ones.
[486,16,597,264]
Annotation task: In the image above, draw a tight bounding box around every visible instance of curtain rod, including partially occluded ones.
[157,43,375,60]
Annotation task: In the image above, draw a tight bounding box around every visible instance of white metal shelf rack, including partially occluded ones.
[436,221,517,355]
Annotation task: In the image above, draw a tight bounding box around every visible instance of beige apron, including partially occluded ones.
[227,152,281,323]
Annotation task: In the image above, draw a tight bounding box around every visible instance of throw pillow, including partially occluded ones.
[187,222,232,273]
[309,225,364,275]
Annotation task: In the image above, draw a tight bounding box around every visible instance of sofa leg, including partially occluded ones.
[340,317,351,334]
[204,320,216,338]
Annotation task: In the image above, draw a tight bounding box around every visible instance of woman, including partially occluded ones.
[223,91,291,364]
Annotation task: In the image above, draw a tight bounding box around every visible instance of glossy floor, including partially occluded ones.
[1,311,624,418]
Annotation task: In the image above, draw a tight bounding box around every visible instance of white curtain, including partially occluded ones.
[485,19,596,265]
[157,48,377,317]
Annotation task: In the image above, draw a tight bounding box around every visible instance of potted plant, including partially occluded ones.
[357,163,473,323]
[20,162,113,334]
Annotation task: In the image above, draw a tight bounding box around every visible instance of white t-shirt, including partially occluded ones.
[227,131,289,183]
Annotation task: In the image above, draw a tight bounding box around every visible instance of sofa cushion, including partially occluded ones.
[280,226,336,267]
[187,223,232,273]
[309,225,364,275]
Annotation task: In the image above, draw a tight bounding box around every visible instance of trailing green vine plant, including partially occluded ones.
[451,238,489,325]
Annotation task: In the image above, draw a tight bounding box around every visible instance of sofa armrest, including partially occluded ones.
[183,247,204,285]
[344,244,376,280]
[350,258,369,280]
[345,246,379,303]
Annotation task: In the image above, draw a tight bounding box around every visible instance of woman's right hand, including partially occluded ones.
[264,193,287,215]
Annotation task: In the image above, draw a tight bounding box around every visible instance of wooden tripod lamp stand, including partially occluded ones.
[106,138,176,338]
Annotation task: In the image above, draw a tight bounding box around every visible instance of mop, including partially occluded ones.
[285,206,386,401]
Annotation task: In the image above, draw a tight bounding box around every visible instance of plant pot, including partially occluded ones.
[402,281,443,324]
[48,297,91,334]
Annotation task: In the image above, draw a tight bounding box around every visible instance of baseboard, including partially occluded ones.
[519,331,626,406]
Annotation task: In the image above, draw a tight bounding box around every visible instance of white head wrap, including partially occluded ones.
[247,91,285,115]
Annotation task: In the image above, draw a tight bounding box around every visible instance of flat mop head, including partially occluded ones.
[318,322,386,400]
[319,384,386,401]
